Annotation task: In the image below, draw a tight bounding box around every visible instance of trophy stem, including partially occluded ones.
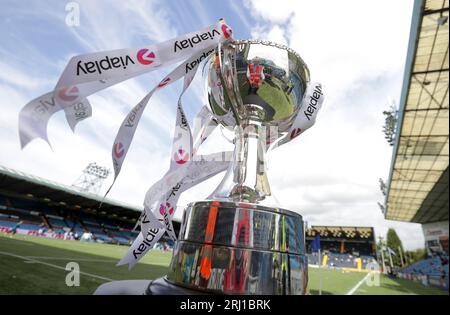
[209,105,275,204]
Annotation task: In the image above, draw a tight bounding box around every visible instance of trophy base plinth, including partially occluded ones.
[166,200,308,295]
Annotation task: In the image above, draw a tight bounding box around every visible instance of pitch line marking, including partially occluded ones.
[0,250,114,282]
[346,272,372,295]
[24,256,117,262]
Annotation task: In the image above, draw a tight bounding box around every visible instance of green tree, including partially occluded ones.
[404,248,427,265]
[386,228,404,267]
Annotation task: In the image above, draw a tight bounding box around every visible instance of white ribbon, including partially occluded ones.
[108,46,217,232]
[18,19,325,269]
[120,99,226,268]
[119,82,324,268]
[18,92,91,148]
[18,19,231,149]
[274,82,324,148]
[192,106,218,154]
[54,21,230,106]
[118,60,224,267]
[118,152,230,269]
[106,23,231,195]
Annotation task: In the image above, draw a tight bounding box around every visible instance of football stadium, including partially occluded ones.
[0,167,447,295]
[0,0,448,297]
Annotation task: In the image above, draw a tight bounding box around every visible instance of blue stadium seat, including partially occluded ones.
[47,218,68,228]
[0,220,18,228]
[401,256,449,279]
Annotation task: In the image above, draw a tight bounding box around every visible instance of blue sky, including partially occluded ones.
[0,0,426,249]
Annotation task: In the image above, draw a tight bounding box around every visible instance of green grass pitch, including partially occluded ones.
[0,234,447,295]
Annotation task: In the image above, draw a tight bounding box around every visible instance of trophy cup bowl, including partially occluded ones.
[161,40,311,295]
[207,40,309,131]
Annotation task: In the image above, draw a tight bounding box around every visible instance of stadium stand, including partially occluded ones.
[383,0,449,290]
[384,1,449,247]
[305,226,378,270]
[0,165,179,247]
[1,163,380,267]
[399,253,449,289]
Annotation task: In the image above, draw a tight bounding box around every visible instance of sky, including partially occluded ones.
[0,0,426,249]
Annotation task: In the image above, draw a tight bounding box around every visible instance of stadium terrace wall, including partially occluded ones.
[305,226,377,257]
[0,165,181,243]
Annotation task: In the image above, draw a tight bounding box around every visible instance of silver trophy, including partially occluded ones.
[162,40,310,295]
[95,40,311,295]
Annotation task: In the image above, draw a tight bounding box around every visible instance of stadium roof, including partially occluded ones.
[385,0,449,223]
[0,165,142,218]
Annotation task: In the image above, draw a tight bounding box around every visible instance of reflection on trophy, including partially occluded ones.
[157,40,311,295]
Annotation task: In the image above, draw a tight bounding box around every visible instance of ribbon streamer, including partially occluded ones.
[18,19,326,269]
[18,20,231,149]
[18,93,92,148]
[105,27,231,196]
[118,152,231,269]
[272,82,325,148]
[119,80,323,268]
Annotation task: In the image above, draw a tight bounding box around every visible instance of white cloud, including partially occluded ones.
[66,0,178,51]
[0,62,52,90]
[251,24,289,45]
[244,0,295,23]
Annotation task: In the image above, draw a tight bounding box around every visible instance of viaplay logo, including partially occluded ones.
[58,86,79,102]
[159,202,174,216]
[113,142,125,159]
[290,128,302,139]
[174,148,189,165]
[158,77,171,88]
[221,24,232,39]
[137,49,155,65]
